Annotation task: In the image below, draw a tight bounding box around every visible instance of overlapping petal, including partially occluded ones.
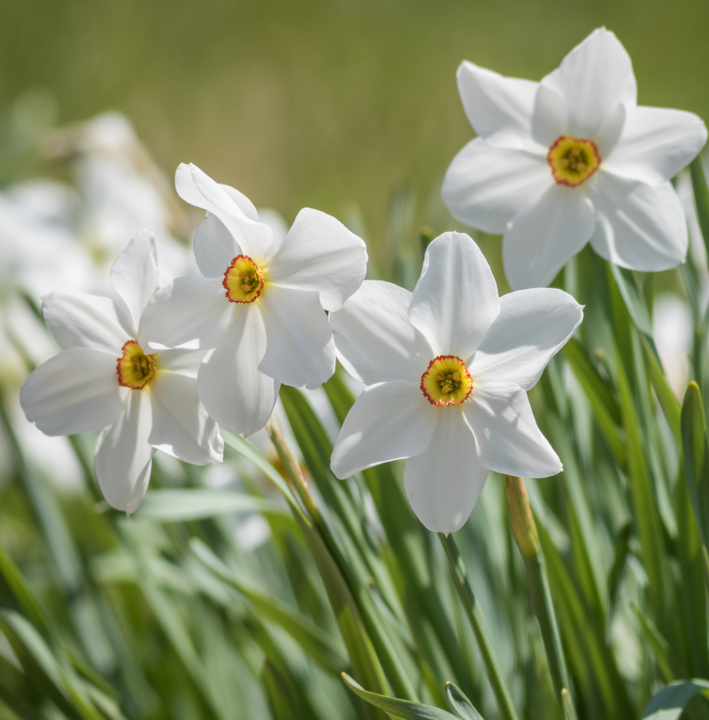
[603,106,708,186]
[193,216,242,278]
[110,228,161,335]
[21,348,125,436]
[330,281,432,385]
[442,139,552,233]
[471,289,583,389]
[175,163,272,260]
[409,232,499,359]
[42,291,129,353]
[540,28,637,138]
[265,208,367,312]
[148,365,223,465]
[139,276,235,350]
[503,183,595,290]
[531,84,568,148]
[197,307,279,436]
[588,173,687,271]
[463,382,561,477]
[404,410,487,533]
[331,380,438,479]
[94,390,155,514]
[456,61,539,151]
[258,286,335,389]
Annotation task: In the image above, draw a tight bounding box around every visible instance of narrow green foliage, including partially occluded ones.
[690,157,709,259]
[642,680,709,720]
[444,683,485,720]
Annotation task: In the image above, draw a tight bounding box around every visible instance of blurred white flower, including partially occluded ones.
[653,294,693,398]
[330,232,582,533]
[141,163,367,436]
[20,229,223,514]
[442,28,707,290]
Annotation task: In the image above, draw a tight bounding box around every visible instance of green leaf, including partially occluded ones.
[0,546,51,639]
[630,603,674,681]
[444,682,484,720]
[221,429,309,522]
[681,382,709,553]
[562,338,625,466]
[561,689,577,720]
[191,540,349,676]
[342,673,460,719]
[640,334,681,445]
[132,489,289,522]
[690,156,709,257]
[641,679,709,719]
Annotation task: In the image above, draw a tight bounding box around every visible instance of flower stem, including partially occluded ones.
[504,475,576,717]
[438,532,520,720]
[267,418,419,703]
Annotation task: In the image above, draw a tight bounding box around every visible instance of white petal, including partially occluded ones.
[42,291,129,353]
[594,103,627,159]
[94,390,155,514]
[331,380,438,478]
[540,28,637,138]
[193,216,241,278]
[258,286,334,389]
[21,348,124,436]
[409,232,499,359]
[110,228,161,334]
[148,367,223,464]
[503,183,595,290]
[456,61,540,151]
[219,183,259,221]
[266,208,367,312]
[155,348,206,378]
[531,84,568,148]
[175,164,272,260]
[471,289,583,389]
[139,276,235,350]
[197,308,279,436]
[330,281,432,385]
[404,410,487,533]
[463,382,561,477]
[588,173,687,271]
[603,106,708,186]
[442,139,552,233]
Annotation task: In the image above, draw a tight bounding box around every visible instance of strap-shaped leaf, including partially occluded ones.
[444,682,484,720]
[342,673,460,719]
[642,679,709,719]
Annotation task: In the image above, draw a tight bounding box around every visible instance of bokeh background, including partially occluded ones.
[3,0,709,245]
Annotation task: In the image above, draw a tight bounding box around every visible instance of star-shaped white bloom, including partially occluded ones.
[140,163,368,436]
[330,232,583,533]
[442,28,708,290]
[20,229,223,514]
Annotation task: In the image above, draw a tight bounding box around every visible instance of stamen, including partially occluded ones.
[421,355,473,407]
[223,255,264,303]
[547,136,601,187]
[116,340,157,390]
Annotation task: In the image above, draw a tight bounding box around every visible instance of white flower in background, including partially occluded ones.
[442,28,708,290]
[330,232,582,533]
[20,229,223,513]
[653,294,693,399]
[141,163,367,436]
[46,112,195,283]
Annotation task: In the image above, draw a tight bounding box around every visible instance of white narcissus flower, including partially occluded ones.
[20,229,223,514]
[141,163,368,436]
[442,28,708,290]
[329,232,583,533]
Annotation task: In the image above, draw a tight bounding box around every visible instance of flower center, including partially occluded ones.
[116,340,157,390]
[223,254,264,303]
[420,355,473,406]
[547,136,601,187]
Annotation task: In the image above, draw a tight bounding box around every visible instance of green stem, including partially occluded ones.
[267,418,418,703]
[438,532,520,720]
[504,475,574,713]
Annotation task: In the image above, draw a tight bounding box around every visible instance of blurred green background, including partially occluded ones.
[2,0,708,240]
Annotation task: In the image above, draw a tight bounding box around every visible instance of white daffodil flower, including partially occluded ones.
[442,28,708,290]
[140,163,368,436]
[330,232,583,533]
[20,229,223,514]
